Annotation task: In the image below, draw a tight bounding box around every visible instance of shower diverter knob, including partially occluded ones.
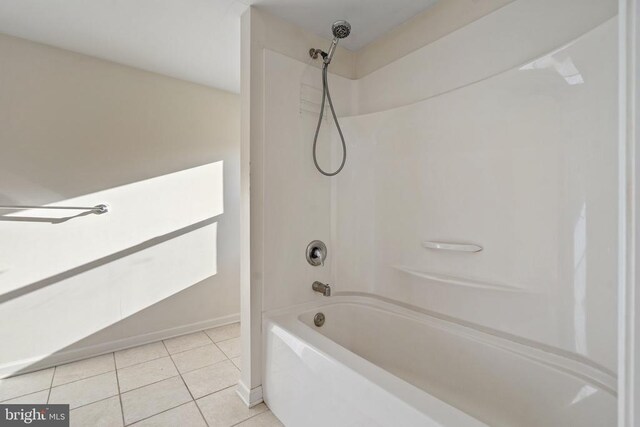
[306,240,327,266]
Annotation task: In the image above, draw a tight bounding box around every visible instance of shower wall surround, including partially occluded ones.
[261,50,355,312]
[242,0,618,403]
[335,17,618,372]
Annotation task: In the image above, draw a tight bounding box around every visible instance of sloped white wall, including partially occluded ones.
[0,34,240,377]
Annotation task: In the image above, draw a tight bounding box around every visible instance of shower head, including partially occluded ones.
[331,20,351,39]
[324,20,351,65]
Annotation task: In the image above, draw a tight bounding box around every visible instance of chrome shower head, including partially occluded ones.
[323,20,351,65]
[331,20,351,39]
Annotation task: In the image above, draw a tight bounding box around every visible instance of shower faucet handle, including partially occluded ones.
[312,248,324,266]
[306,240,327,266]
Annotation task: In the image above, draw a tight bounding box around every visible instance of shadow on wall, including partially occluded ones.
[0,164,225,378]
[6,268,223,377]
[0,209,97,224]
[0,33,240,379]
[0,216,217,305]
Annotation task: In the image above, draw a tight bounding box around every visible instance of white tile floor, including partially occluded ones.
[0,323,283,427]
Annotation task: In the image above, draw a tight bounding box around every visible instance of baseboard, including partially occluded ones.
[0,313,239,379]
[236,380,263,408]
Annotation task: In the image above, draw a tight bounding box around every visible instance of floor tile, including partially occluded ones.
[171,344,226,374]
[53,354,115,386]
[237,411,284,427]
[182,360,238,399]
[69,395,123,427]
[216,337,241,359]
[204,323,240,343]
[117,357,178,393]
[0,368,54,401]
[163,332,211,355]
[231,357,241,370]
[132,401,206,427]
[121,376,191,425]
[49,372,118,409]
[196,386,266,426]
[1,390,49,404]
[115,342,168,370]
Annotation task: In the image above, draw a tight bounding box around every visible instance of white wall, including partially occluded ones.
[0,34,240,377]
[356,0,618,114]
[261,50,355,312]
[238,7,356,405]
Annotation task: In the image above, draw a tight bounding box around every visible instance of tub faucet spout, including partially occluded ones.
[312,281,331,297]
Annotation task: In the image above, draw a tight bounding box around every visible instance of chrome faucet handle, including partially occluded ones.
[312,248,325,266]
[306,240,327,266]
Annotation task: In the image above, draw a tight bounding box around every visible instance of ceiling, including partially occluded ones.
[0,0,439,93]
[251,0,439,51]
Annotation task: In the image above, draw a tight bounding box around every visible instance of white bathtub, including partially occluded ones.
[262,295,616,427]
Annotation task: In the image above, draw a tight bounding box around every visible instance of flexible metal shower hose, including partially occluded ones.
[312,62,347,176]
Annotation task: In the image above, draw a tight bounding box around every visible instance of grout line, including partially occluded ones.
[117,355,174,374]
[46,366,56,404]
[212,341,227,359]
[202,331,216,345]
[212,339,238,361]
[229,409,270,427]
[0,382,55,404]
[193,383,236,402]
[171,355,233,376]
[0,389,48,405]
[116,342,201,370]
[50,370,116,391]
[213,336,241,345]
[161,340,210,427]
[119,374,181,396]
[116,376,198,425]
[113,353,126,427]
[116,354,166,371]
[164,341,217,357]
[202,323,240,342]
[68,393,119,413]
[125,401,194,426]
[63,394,117,412]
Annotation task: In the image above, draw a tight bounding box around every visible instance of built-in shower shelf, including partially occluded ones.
[422,241,483,252]
[393,265,531,293]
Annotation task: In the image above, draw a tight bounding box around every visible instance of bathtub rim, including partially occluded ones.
[263,293,617,395]
[263,302,488,427]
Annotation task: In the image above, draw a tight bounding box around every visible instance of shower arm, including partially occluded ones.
[309,48,328,61]
[309,38,338,64]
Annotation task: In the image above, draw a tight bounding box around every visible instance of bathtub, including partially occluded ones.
[262,295,616,427]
